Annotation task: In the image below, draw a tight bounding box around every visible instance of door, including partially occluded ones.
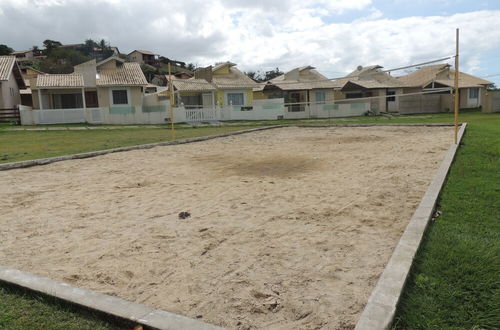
[85,91,99,108]
[386,89,397,112]
[202,92,213,108]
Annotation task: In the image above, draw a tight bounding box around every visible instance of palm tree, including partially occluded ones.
[99,39,107,53]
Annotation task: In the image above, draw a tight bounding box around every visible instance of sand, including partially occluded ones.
[0,126,452,329]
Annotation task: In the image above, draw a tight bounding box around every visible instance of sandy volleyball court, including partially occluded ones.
[1,126,451,329]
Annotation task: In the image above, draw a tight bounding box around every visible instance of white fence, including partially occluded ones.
[20,98,370,125]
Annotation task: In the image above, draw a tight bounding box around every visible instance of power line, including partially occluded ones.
[480,73,500,78]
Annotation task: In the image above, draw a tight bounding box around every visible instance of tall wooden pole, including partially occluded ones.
[168,62,175,140]
[454,28,459,144]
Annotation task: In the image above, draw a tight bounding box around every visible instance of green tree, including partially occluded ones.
[245,71,261,81]
[263,67,283,81]
[186,63,196,71]
[81,39,97,57]
[39,48,90,73]
[141,64,157,82]
[42,39,62,54]
[0,44,14,55]
[98,39,114,59]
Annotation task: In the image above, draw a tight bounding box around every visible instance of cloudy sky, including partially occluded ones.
[1,0,500,84]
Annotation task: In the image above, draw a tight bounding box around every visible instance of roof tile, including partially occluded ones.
[36,74,84,88]
[0,56,16,81]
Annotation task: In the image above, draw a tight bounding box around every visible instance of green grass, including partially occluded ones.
[1,111,498,329]
[0,125,264,164]
[0,283,121,330]
[392,113,500,329]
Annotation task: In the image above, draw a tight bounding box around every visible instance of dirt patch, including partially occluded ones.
[300,134,386,144]
[192,154,322,178]
[0,126,452,329]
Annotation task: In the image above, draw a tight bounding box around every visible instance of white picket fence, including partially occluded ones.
[20,98,370,125]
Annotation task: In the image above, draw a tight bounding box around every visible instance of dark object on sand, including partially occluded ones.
[178,211,191,219]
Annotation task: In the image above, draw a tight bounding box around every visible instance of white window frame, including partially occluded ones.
[315,90,326,104]
[469,87,479,100]
[109,88,131,106]
[224,90,246,106]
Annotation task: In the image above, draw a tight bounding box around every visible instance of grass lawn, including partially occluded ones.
[0,125,263,164]
[393,112,500,329]
[0,284,120,330]
[1,111,498,329]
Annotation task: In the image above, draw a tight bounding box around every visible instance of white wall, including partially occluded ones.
[21,98,369,125]
[0,71,21,109]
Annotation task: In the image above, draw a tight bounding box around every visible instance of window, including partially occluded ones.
[227,92,244,106]
[181,94,202,108]
[387,91,396,102]
[469,88,479,99]
[315,91,326,104]
[346,92,362,99]
[52,93,83,109]
[112,90,128,105]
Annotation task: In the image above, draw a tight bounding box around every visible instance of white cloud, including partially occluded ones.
[0,0,499,77]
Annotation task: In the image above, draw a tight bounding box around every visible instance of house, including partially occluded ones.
[128,50,159,66]
[210,62,258,108]
[0,56,26,109]
[397,64,493,109]
[11,49,34,61]
[30,56,147,115]
[333,65,406,113]
[163,62,258,109]
[262,66,338,113]
[18,66,44,106]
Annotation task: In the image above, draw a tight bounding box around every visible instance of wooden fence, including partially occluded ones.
[0,108,20,124]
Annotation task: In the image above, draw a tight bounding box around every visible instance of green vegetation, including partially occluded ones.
[0,284,119,330]
[0,111,498,329]
[245,67,284,82]
[0,44,14,55]
[0,125,261,163]
[393,113,500,329]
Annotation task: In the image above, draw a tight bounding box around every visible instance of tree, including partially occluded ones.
[81,39,97,57]
[186,63,196,71]
[141,64,157,82]
[98,39,107,52]
[159,56,169,64]
[39,48,90,73]
[245,71,259,81]
[42,39,62,54]
[263,67,283,81]
[0,44,14,55]
[98,39,114,59]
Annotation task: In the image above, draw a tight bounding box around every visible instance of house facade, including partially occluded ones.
[333,65,405,113]
[0,56,25,109]
[164,62,257,109]
[248,66,371,118]
[127,50,158,66]
[260,65,335,112]
[397,64,493,110]
[25,56,149,124]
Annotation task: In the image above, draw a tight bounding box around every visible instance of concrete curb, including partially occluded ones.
[294,123,456,127]
[0,126,285,171]
[1,123,457,172]
[354,123,467,330]
[0,266,224,330]
[0,123,464,329]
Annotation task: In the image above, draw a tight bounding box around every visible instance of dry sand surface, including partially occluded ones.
[1,126,452,329]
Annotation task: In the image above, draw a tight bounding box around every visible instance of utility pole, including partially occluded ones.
[454,28,459,144]
[168,62,175,140]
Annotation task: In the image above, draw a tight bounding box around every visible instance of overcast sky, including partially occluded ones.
[1,0,500,84]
